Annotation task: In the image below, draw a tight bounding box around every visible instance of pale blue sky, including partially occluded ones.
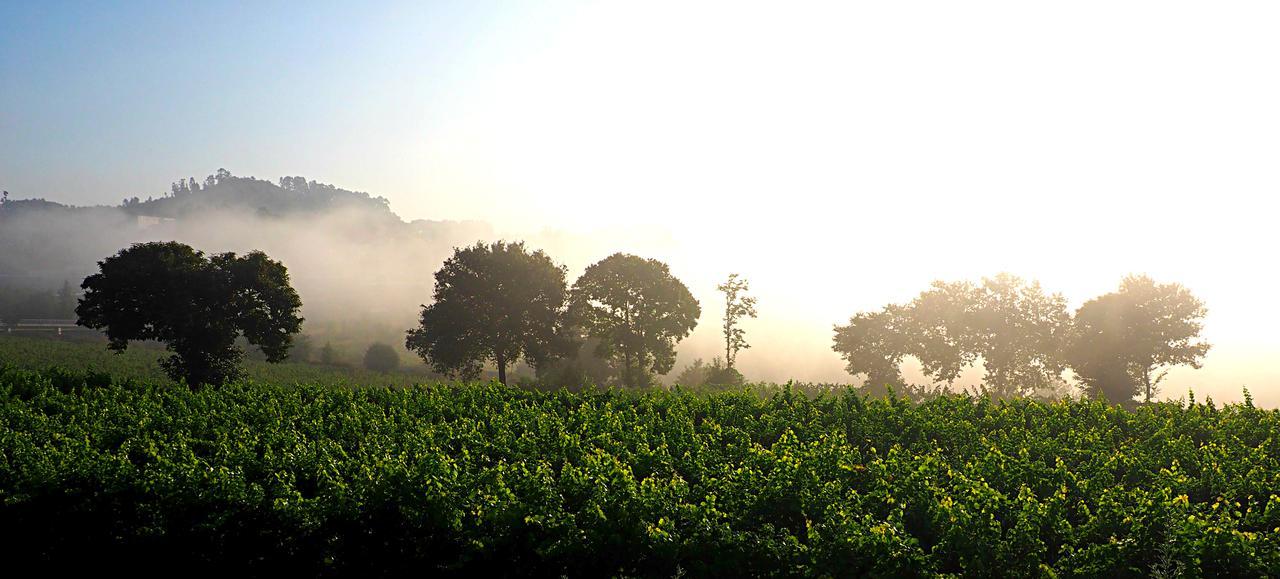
[1,0,560,210]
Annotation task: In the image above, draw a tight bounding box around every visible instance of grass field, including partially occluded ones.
[0,334,438,388]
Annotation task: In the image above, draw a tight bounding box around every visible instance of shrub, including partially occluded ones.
[362,342,399,372]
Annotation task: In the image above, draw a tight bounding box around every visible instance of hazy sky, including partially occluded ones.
[3,1,1279,400]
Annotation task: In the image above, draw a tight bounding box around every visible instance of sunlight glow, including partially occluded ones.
[377,1,1280,402]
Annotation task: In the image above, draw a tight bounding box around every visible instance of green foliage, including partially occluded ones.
[531,336,612,391]
[319,341,342,366]
[406,241,570,385]
[76,241,303,386]
[2,365,1278,575]
[289,333,314,363]
[673,357,745,390]
[362,342,400,373]
[717,273,758,369]
[882,274,1069,398]
[835,274,1207,403]
[832,305,911,391]
[569,253,700,388]
[0,281,78,323]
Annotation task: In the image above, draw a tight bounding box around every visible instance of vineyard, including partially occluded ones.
[2,364,1277,576]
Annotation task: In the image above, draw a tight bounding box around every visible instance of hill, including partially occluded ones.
[118,169,395,219]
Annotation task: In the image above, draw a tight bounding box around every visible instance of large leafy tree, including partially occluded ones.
[963,274,1070,397]
[717,273,758,369]
[835,274,1071,399]
[832,306,911,395]
[1067,275,1209,404]
[405,241,570,384]
[898,275,1071,397]
[76,241,303,387]
[899,280,979,387]
[569,253,700,388]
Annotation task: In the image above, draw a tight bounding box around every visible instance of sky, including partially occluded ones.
[3,1,1279,401]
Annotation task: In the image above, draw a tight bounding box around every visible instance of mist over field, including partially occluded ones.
[2,169,1277,405]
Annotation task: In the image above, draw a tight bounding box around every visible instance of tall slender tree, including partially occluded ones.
[55,280,76,318]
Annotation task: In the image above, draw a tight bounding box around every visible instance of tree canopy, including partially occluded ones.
[832,306,911,395]
[835,274,1070,398]
[363,342,400,373]
[673,357,745,390]
[950,274,1070,398]
[1067,275,1209,404]
[76,241,303,386]
[405,241,570,384]
[568,253,700,388]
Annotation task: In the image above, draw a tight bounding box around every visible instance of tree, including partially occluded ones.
[319,342,341,366]
[1067,275,1209,404]
[76,241,303,386]
[55,280,76,318]
[532,335,613,391]
[674,357,744,390]
[569,253,700,388]
[405,241,570,385]
[961,274,1070,398]
[898,280,979,387]
[363,343,400,372]
[717,273,757,369]
[1068,293,1137,403]
[290,334,315,363]
[836,274,1071,398]
[833,306,910,394]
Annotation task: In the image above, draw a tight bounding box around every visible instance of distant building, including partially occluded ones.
[136,215,175,228]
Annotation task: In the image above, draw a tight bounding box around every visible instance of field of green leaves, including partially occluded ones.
[2,363,1277,576]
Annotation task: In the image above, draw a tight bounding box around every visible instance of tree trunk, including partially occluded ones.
[496,354,507,385]
[725,303,733,368]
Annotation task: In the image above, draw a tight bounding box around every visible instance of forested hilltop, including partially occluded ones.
[3,169,393,221]
[117,169,394,218]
